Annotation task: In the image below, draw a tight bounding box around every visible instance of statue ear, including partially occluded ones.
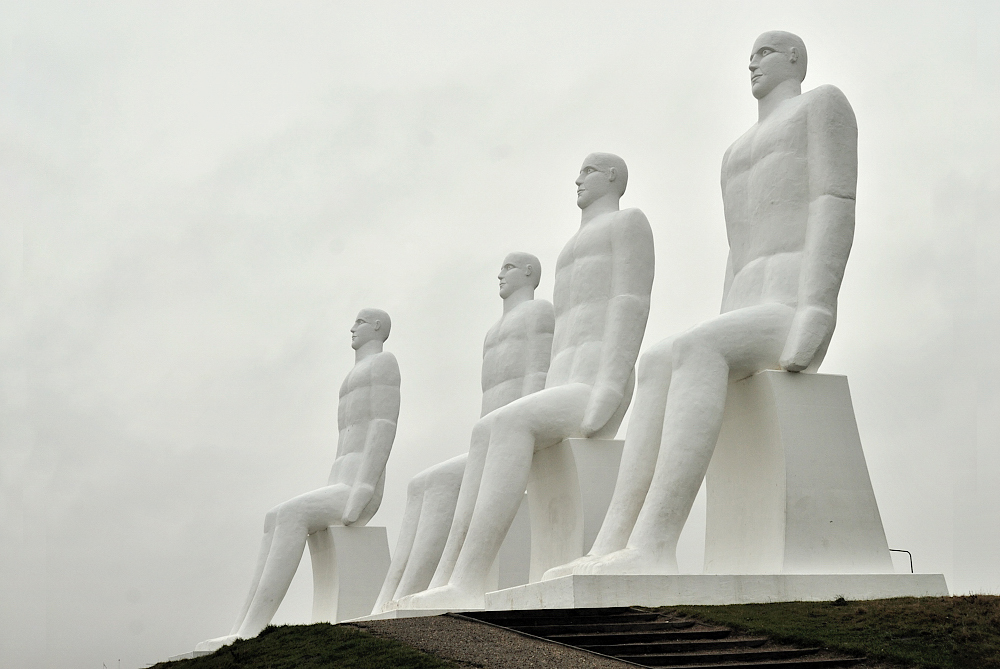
[525,264,533,276]
[608,167,617,182]
[789,47,798,63]
[373,320,381,331]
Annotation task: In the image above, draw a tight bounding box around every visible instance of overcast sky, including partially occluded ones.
[1,2,998,667]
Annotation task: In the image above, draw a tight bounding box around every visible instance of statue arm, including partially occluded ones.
[781,86,858,372]
[581,210,655,436]
[520,300,554,398]
[343,353,402,524]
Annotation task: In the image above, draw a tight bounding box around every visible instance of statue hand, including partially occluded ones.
[343,483,375,525]
[581,384,624,437]
[779,305,835,372]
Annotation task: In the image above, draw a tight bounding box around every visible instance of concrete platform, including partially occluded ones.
[484,573,949,610]
[345,607,475,622]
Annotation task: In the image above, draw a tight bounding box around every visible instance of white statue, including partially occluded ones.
[396,153,655,610]
[546,31,857,579]
[197,309,400,650]
[373,253,554,612]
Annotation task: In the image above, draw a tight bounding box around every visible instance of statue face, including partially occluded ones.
[575,155,616,209]
[748,33,800,99]
[350,311,381,350]
[498,255,532,299]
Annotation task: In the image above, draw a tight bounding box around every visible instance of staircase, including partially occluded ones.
[459,607,865,668]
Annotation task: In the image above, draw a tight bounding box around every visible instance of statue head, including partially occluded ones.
[351,308,391,350]
[498,251,541,299]
[749,31,807,100]
[575,153,628,210]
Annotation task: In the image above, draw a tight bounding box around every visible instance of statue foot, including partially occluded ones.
[541,553,604,581]
[579,546,678,576]
[395,584,485,611]
[194,634,240,653]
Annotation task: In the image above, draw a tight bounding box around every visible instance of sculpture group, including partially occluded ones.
[197,31,944,650]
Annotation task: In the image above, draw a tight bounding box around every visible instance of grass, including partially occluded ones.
[150,623,459,669]
[667,595,1000,669]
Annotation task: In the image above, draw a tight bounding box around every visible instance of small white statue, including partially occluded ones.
[396,153,655,610]
[373,252,554,612]
[546,30,858,579]
[197,309,400,650]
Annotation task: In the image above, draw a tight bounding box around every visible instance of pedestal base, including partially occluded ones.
[484,573,949,610]
[308,525,391,623]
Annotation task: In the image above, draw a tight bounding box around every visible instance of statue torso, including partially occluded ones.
[480,299,553,416]
[546,211,622,387]
[721,91,817,313]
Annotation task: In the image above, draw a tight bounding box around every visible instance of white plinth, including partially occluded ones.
[706,371,893,575]
[485,573,949,610]
[308,525,391,623]
[524,438,625,582]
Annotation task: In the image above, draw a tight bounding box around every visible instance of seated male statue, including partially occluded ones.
[547,31,857,578]
[197,309,400,650]
[397,153,655,610]
[373,252,554,612]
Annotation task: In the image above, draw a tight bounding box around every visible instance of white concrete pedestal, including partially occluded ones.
[308,526,390,623]
[525,438,625,582]
[484,573,949,610]
[706,371,893,574]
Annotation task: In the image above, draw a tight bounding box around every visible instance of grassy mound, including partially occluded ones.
[669,595,1000,669]
[152,623,458,669]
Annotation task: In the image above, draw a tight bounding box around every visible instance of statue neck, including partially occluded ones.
[502,287,534,315]
[355,340,384,363]
[580,195,620,226]
[757,79,802,122]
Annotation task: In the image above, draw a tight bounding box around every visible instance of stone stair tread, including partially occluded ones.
[508,621,701,635]
[616,647,819,666]
[547,629,733,644]
[640,659,863,669]
[577,638,768,654]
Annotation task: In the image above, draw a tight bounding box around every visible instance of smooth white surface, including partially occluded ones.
[546,33,859,579]
[308,526,391,623]
[195,310,400,651]
[375,254,554,612]
[395,154,654,611]
[706,371,892,574]
[487,573,949,610]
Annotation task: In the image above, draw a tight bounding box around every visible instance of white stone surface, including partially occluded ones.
[195,309,400,652]
[546,32,860,579]
[309,526,391,623]
[374,253,554,613]
[396,153,654,611]
[706,371,892,574]
[487,573,949,611]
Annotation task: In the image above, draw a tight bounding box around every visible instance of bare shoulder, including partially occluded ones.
[804,84,856,123]
[524,298,555,332]
[612,208,654,246]
[369,351,401,386]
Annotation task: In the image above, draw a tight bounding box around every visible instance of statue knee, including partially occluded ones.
[638,343,674,384]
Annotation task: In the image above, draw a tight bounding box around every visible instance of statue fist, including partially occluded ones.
[581,384,624,437]
[343,483,376,525]
[780,305,835,372]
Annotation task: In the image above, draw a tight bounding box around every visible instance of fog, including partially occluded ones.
[1,2,998,667]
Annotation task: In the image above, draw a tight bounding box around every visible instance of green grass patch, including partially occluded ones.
[152,623,459,669]
[667,595,1000,669]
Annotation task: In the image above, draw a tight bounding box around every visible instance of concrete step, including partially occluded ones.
[617,647,820,665]
[548,629,732,645]
[578,637,768,655]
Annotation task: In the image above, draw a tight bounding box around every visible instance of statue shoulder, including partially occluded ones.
[524,298,555,332]
[805,84,856,125]
[612,207,655,249]
[368,351,401,386]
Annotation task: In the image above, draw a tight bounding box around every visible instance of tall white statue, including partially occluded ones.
[397,153,655,610]
[547,31,857,578]
[373,253,554,612]
[197,309,400,650]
